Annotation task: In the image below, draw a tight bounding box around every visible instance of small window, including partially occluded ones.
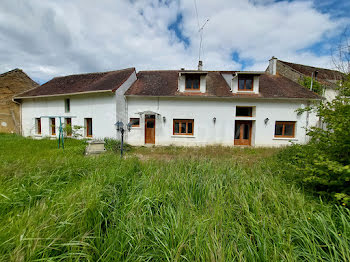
[65,118,72,136]
[50,118,56,136]
[65,99,70,113]
[238,75,254,91]
[274,121,295,138]
[130,118,140,127]
[173,119,194,135]
[35,118,41,135]
[236,107,253,117]
[85,118,92,137]
[185,75,200,90]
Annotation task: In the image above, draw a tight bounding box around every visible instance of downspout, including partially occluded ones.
[12,97,22,135]
[305,101,310,143]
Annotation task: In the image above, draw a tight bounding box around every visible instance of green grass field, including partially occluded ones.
[0,134,349,261]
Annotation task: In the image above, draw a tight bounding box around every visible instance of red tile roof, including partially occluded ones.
[125,70,320,99]
[16,68,135,98]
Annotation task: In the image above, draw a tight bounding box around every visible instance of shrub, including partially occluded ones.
[281,74,350,205]
[104,138,132,153]
[298,76,324,95]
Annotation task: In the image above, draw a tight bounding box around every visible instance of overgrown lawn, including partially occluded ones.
[0,134,349,261]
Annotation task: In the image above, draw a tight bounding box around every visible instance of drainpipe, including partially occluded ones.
[305,101,310,143]
[12,97,22,135]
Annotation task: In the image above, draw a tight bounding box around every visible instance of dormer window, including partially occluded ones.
[238,75,254,91]
[185,75,200,90]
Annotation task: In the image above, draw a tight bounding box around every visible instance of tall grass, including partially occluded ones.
[0,134,349,261]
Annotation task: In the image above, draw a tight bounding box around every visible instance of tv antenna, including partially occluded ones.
[198,18,209,62]
[193,0,209,64]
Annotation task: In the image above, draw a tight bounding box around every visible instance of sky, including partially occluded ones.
[0,0,349,84]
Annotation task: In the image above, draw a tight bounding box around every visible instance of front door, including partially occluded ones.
[234,120,252,146]
[145,115,155,144]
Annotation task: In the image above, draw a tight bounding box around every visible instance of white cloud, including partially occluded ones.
[0,0,347,82]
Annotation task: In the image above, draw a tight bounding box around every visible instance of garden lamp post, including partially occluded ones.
[115,121,132,157]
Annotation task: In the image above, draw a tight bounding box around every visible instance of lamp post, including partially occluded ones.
[115,121,132,157]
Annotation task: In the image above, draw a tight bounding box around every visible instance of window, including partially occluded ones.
[35,118,41,135]
[274,121,295,138]
[50,118,56,136]
[130,118,140,127]
[185,75,200,90]
[85,118,92,137]
[173,119,194,135]
[65,118,72,136]
[236,107,253,117]
[238,75,254,91]
[65,99,70,113]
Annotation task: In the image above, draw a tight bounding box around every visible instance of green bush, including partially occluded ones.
[104,137,132,153]
[281,74,350,205]
[298,76,324,95]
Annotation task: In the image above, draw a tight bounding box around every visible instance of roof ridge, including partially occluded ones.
[51,67,136,80]
[279,60,341,73]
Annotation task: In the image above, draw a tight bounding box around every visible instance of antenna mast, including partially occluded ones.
[193,0,209,67]
[198,19,209,62]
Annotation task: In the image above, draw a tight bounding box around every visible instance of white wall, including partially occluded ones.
[324,87,337,102]
[115,71,137,139]
[21,92,117,140]
[126,96,318,147]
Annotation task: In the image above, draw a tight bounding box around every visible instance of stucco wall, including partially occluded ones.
[324,87,337,101]
[115,71,137,139]
[21,92,117,139]
[126,96,318,147]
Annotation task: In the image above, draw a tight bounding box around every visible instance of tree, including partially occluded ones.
[292,74,350,204]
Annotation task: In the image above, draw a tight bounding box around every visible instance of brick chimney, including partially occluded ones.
[269,56,277,75]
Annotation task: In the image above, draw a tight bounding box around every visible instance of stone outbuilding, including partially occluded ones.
[0,69,38,134]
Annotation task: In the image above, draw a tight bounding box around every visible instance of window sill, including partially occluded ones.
[34,134,42,137]
[236,90,255,93]
[183,90,202,93]
[273,137,298,141]
[171,135,196,138]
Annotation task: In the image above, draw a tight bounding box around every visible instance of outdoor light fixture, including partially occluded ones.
[213,117,216,124]
[264,118,269,125]
[163,116,166,123]
[115,121,131,157]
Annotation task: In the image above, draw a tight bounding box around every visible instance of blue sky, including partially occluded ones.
[0,0,349,84]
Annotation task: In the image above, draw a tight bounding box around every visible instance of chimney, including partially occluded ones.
[198,60,203,71]
[269,56,277,75]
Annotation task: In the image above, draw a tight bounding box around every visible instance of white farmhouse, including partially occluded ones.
[15,62,321,147]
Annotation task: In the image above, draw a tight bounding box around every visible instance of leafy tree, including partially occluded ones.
[287,74,350,205]
[298,76,324,95]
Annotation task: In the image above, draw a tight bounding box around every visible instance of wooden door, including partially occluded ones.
[234,120,252,146]
[145,115,155,144]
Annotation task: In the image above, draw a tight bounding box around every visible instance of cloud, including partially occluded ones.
[0,0,348,83]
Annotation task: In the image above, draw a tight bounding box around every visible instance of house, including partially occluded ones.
[14,68,136,139]
[266,57,344,101]
[0,69,38,134]
[14,61,321,147]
